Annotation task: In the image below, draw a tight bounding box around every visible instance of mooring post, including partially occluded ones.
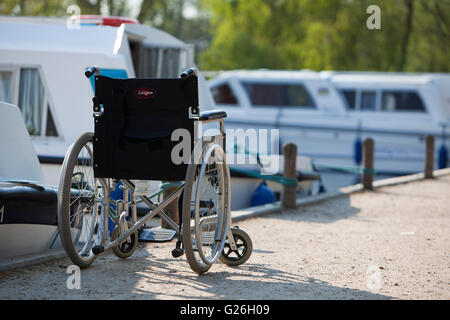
[362,138,374,190]
[425,135,435,179]
[282,143,297,209]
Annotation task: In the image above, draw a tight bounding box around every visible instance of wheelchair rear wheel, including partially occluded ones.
[182,143,231,274]
[57,132,106,268]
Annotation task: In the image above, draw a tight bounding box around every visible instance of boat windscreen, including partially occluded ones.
[129,41,190,79]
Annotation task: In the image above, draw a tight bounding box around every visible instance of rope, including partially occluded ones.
[156,181,183,202]
[313,163,376,175]
[234,144,266,158]
[229,166,298,187]
[160,181,183,193]
[49,231,59,249]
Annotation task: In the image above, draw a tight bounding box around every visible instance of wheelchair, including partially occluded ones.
[57,67,252,274]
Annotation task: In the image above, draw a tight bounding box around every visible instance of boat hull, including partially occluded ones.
[0,182,61,261]
[0,224,62,260]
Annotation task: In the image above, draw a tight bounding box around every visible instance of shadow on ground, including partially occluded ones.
[127,255,390,300]
[0,246,390,300]
[263,194,361,224]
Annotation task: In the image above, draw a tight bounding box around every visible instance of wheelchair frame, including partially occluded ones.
[57,67,252,274]
[99,119,232,252]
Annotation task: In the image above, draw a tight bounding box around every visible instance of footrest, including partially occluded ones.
[138,227,176,243]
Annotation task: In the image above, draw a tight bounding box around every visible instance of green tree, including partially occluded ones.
[0,0,70,16]
[137,0,211,52]
[200,0,450,72]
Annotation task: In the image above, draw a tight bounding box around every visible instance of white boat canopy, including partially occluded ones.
[0,101,43,182]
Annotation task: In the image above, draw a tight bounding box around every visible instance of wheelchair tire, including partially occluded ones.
[57,132,106,269]
[219,227,253,266]
[182,143,231,274]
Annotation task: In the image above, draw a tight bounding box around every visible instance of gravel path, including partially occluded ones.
[1,175,449,300]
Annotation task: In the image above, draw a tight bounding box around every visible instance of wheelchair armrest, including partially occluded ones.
[180,68,198,80]
[85,66,99,78]
[199,110,227,121]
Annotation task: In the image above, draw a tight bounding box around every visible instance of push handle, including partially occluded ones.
[85,66,100,78]
[180,68,198,80]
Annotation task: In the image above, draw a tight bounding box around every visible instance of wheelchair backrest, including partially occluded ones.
[92,74,198,181]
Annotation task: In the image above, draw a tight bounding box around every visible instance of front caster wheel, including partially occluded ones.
[219,227,252,266]
[111,223,138,259]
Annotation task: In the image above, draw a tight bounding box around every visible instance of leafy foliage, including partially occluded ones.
[200,0,450,72]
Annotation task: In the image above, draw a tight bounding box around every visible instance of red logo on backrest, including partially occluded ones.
[135,87,156,99]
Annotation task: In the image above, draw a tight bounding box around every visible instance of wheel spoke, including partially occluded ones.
[58,133,104,268]
[183,144,230,273]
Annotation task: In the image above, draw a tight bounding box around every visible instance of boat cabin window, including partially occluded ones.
[242,82,316,108]
[130,41,187,78]
[341,90,356,110]
[243,83,281,106]
[285,84,315,107]
[18,68,45,136]
[0,71,13,103]
[381,90,425,112]
[360,91,376,111]
[45,103,58,137]
[211,83,239,106]
[340,88,427,113]
[0,66,59,137]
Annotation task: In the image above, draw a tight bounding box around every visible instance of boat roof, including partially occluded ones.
[211,69,322,81]
[0,15,188,55]
[323,72,448,85]
[210,69,450,85]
